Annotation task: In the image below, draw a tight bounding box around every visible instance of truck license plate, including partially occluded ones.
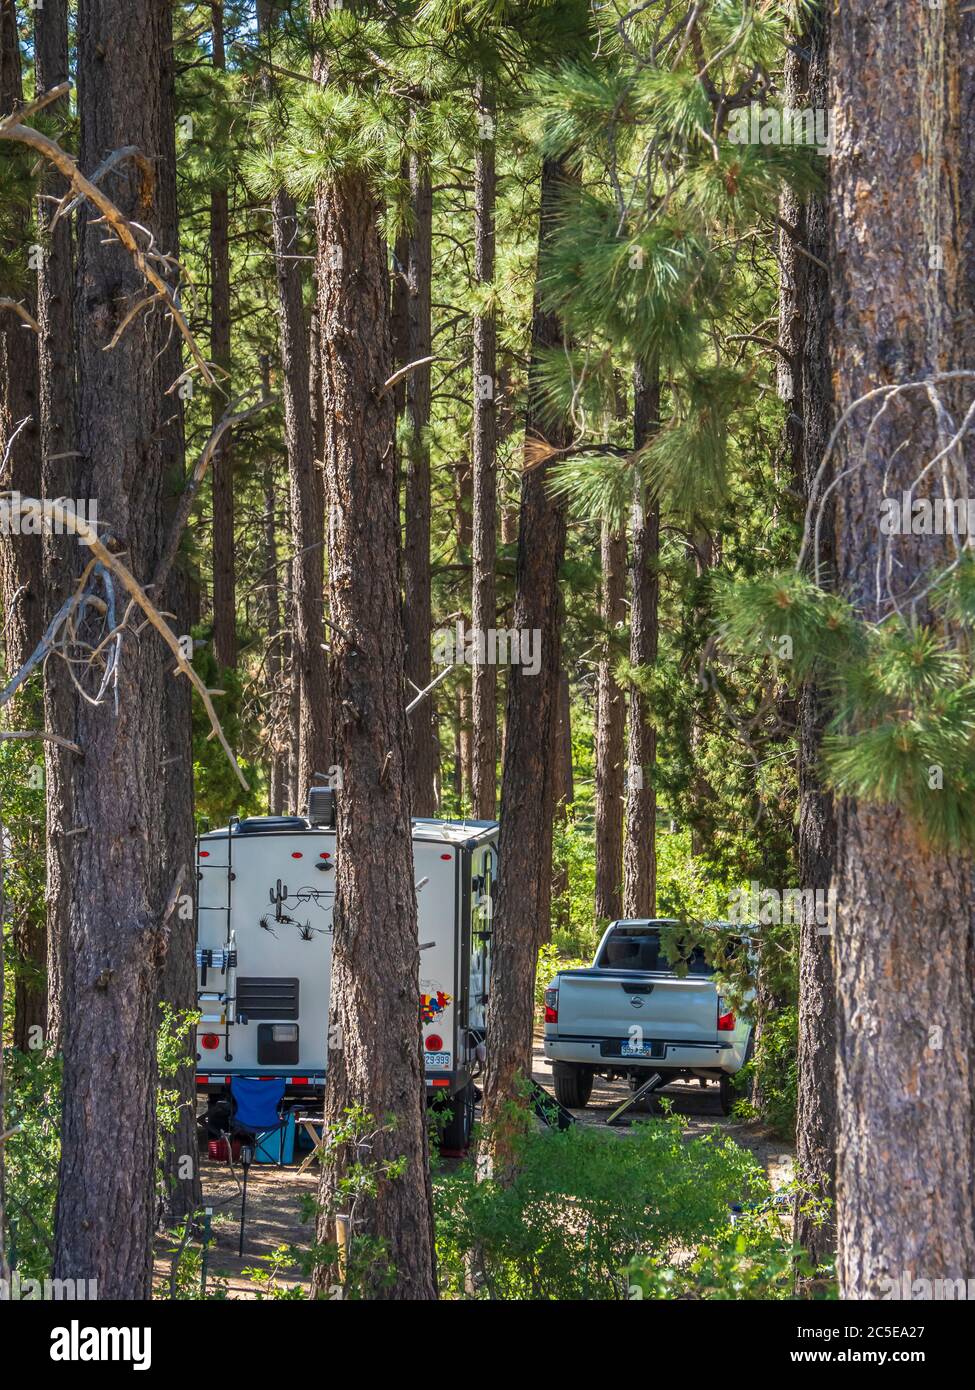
[425,1052,452,1068]
[621,1041,656,1057]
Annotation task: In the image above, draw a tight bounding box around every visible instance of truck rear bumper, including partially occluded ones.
[544,1038,738,1073]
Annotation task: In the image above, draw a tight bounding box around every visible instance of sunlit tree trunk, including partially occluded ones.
[830,0,975,1297]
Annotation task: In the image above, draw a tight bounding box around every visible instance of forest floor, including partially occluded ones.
[152,1040,794,1299]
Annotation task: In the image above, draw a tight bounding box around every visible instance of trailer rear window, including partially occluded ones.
[596,926,715,976]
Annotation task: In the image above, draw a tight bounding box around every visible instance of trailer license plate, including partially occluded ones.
[425,1052,452,1069]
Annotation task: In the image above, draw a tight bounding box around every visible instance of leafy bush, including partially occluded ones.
[435,1114,773,1300]
[737,1003,798,1136]
[535,940,588,1006]
[627,1189,826,1300]
[2,1046,61,1280]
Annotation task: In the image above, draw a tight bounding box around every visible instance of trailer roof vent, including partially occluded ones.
[235,816,307,835]
[307,787,337,828]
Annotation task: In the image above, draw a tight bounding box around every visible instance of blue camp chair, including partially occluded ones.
[229,1076,289,1165]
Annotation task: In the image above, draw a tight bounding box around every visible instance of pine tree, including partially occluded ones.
[34,0,76,1055]
[594,516,626,920]
[53,0,191,1298]
[257,0,331,816]
[0,0,45,1051]
[826,0,975,1298]
[304,0,436,1298]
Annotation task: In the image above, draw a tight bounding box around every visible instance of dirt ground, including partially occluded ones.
[154,1041,794,1298]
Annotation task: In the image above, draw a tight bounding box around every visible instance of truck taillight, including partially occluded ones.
[717,998,735,1031]
[544,988,558,1024]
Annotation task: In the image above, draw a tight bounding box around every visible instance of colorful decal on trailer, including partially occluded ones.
[420,990,451,1023]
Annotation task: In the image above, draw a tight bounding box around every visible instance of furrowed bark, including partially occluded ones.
[594,519,626,921]
[622,360,659,917]
[310,7,435,1298]
[34,0,76,1055]
[470,78,498,820]
[830,0,975,1297]
[53,0,185,1298]
[784,5,837,1272]
[482,155,574,1157]
[209,1,236,670]
[157,13,200,1228]
[258,0,331,814]
[0,0,46,1051]
[402,153,438,816]
[261,466,286,814]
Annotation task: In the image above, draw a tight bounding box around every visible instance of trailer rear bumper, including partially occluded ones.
[196,1072,325,1101]
[198,1069,474,1098]
[425,1066,472,1097]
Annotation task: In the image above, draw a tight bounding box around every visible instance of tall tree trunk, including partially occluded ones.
[0,0,46,1051]
[622,361,659,917]
[0,820,7,1281]
[209,2,236,670]
[550,667,573,914]
[156,19,200,1228]
[53,0,185,1298]
[594,520,626,921]
[262,467,287,814]
[482,156,574,1153]
[830,0,975,1297]
[458,677,472,803]
[34,0,76,1055]
[310,13,435,1299]
[402,153,438,815]
[258,0,330,814]
[470,78,498,820]
[784,6,837,1272]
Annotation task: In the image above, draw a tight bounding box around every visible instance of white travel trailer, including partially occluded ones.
[194,803,498,1148]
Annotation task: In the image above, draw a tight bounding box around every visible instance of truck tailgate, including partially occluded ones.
[556,968,717,1044]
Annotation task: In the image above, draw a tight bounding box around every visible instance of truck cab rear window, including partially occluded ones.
[596,926,715,976]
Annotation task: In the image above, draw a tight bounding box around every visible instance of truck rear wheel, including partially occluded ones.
[553,1062,593,1109]
[719,1074,734,1116]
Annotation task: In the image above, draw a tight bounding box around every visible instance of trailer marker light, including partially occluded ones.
[291,851,303,858]
[440,853,451,860]
[425,1034,443,1051]
[200,1033,220,1050]
[292,1076,308,1085]
[431,1078,450,1087]
[199,850,210,857]
[319,852,331,859]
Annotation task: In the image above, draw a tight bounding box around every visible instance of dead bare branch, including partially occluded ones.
[0,89,215,387]
[0,298,40,333]
[378,355,435,398]
[0,496,248,789]
[0,729,83,755]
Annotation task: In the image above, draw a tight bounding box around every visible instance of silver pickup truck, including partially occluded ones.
[543,919,753,1114]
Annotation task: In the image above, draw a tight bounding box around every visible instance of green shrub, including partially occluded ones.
[2,1046,61,1281]
[435,1114,773,1300]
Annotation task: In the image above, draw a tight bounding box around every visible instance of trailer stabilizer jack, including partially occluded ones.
[527,1080,576,1130]
[605,1072,666,1127]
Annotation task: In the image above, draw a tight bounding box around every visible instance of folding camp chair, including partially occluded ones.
[228,1076,290,1164]
[227,1076,289,1257]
